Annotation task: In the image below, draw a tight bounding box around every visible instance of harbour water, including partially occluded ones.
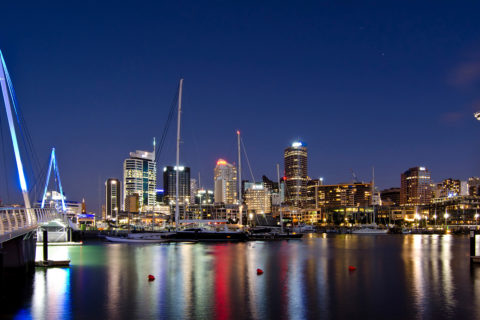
[2,234,480,319]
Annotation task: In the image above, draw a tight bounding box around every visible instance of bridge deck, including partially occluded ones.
[0,207,61,243]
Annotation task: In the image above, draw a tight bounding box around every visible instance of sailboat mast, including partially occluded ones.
[372,166,375,224]
[237,130,242,225]
[277,164,284,233]
[175,78,183,229]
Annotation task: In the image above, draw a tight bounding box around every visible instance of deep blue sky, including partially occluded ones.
[1,1,480,212]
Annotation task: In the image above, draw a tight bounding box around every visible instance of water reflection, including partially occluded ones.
[31,268,72,319]
[10,236,480,319]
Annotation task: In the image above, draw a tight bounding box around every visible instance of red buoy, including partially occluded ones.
[148,274,155,281]
[348,266,356,271]
[257,268,264,275]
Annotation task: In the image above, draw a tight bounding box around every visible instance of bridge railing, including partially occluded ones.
[0,207,60,243]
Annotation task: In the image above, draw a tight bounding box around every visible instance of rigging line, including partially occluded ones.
[240,137,255,183]
[155,87,179,163]
[0,111,10,202]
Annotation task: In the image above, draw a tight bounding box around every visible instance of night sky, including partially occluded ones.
[1,1,480,212]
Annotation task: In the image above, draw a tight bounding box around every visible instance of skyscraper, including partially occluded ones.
[105,178,121,219]
[400,166,432,206]
[123,149,156,212]
[214,159,237,204]
[284,141,308,206]
[163,166,191,206]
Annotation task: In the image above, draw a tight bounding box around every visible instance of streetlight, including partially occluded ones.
[475,112,480,121]
[475,212,479,226]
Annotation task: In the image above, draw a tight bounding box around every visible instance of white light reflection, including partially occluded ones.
[287,241,306,320]
[440,235,455,312]
[31,268,71,319]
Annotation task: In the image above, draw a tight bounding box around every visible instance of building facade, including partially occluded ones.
[163,166,191,206]
[123,149,156,212]
[381,188,401,206]
[307,181,372,208]
[400,166,432,206]
[244,182,272,214]
[284,141,308,206]
[214,159,238,204]
[105,178,121,219]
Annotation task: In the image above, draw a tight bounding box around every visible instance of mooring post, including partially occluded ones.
[470,230,476,260]
[43,229,48,261]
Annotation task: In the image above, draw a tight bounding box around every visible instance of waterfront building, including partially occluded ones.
[400,167,432,206]
[244,182,272,214]
[468,177,480,196]
[183,203,240,221]
[163,166,191,206]
[125,194,139,213]
[123,149,156,212]
[195,189,214,205]
[434,178,468,199]
[214,159,238,204]
[284,141,308,206]
[105,178,121,220]
[307,181,372,208]
[381,188,401,206]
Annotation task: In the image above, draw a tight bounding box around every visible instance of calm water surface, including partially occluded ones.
[2,234,480,319]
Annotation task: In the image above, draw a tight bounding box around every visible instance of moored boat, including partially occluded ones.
[105,236,167,243]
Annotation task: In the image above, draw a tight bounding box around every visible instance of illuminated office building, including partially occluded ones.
[244,182,271,214]
[214,159,238,204]
[284,141,308,206]
[400,166,432,206]
[163,166,191,206]
[105,178,121,219]
[123,149,156,212]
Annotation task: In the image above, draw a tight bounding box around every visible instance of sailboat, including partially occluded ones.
[172,79,248,241]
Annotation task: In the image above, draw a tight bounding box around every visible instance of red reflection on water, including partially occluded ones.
[213,245,231,320]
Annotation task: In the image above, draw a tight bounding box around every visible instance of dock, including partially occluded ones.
[35,260,70,267]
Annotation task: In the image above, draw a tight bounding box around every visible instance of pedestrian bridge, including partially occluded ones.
[0,207,60,244]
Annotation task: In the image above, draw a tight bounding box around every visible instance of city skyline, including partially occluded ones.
[0,1,479,212]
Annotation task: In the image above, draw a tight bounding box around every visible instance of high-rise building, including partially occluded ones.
[163,166,191,206]
[105,178,121,220]
[123,149,157,212]
[284,141,308,206]
[214,159,238,204]
[244,182,271,214]
[400,167,432,206]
